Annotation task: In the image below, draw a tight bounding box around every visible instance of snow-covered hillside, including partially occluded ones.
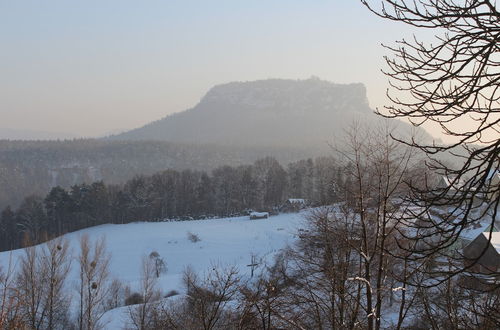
[0,212,305,328]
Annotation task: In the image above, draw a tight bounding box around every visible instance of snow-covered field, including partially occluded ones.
[0,212,305,329]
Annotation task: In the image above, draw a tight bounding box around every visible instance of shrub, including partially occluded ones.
[165,290,179,298]
[125,292,144,306]
[149,251,160,259]
[187,232,201,243]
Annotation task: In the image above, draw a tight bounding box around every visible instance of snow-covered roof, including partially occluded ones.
[436,175,467,191]
[460,218,498,242]
[250,211,269,217]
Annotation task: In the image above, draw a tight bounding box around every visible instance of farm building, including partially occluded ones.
[280,198,309,212]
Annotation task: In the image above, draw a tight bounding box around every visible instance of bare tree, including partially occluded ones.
[361,0,500,274]
[103,278,125,312]
[128,255,161,330]
[41,239,71,330]
[0,256,24,329]
[14,238,71,330]
[410,273,499,329]
[185,265,240,330]
[148,251,167,278]
[237,254,305,330]
[159,265,240,330]
[283,207,365,330]
[15,245,47,330]
[339,123,418,330]
[268,124,419,330]
[76,234,110,330]
[355,2,500,327]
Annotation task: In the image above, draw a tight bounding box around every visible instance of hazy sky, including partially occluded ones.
[1,1,440,139]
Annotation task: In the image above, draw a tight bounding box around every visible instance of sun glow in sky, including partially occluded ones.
[1,1,447,140]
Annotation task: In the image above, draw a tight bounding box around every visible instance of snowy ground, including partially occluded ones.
[0,212,305,329]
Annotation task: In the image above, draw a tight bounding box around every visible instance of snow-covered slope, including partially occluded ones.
[0,212,305,328]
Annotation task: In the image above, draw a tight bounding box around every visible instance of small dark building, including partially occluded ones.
[280,199,308,213]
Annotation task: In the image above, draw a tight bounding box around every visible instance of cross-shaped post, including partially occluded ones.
[246,255,259,278]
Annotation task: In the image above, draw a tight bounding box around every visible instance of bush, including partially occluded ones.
[187,232,201,243]
[149,251,160,259]
[149,251,167,277]
[125,292,144,306]
[165,290,179,298]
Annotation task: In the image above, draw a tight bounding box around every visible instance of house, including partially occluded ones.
[450,216,499,252]
[280,199,309,213]
[411,205,499,259]
[463,231,500,274]
[249,212,269,220]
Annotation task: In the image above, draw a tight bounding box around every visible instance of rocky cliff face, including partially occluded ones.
[111,78,383,148]
[201,78,370,114]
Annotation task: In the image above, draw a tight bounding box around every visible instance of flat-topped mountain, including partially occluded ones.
[200,78,369,114]
[111,78,416,148]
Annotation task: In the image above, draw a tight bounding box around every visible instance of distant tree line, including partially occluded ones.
[0,139,318,211]
[0,156,344,252]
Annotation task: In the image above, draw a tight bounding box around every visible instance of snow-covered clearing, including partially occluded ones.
[0,212,305,328]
